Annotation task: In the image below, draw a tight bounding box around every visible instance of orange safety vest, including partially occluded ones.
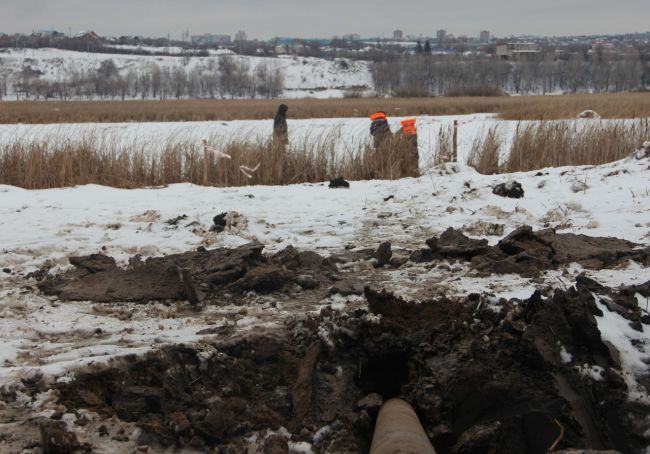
[401,118,417,136]
[370,111,388,122]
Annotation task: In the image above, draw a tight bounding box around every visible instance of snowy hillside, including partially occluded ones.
[0,47,373,98]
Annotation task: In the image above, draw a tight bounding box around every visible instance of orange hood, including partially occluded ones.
[401,118,417,135]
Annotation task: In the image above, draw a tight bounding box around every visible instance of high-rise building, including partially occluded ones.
[480,30,490,44]
[436,29,446,43]
[393,29,404,40]
[342,34,361,42]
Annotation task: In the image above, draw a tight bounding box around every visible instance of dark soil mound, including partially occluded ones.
[35,243,339,303]
[54,282,648,453]
[329,177,350,189]
[417,226,650,277]
[493,181,524,199]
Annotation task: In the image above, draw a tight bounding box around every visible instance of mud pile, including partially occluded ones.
[45,280,649,453]
[32,225,650,305]
[36,242,339,303]
[416,225,650,276]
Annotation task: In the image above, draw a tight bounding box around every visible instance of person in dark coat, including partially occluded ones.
[273,104,289,146]
[369,111,391,150]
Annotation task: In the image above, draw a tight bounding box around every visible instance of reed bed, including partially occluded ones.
[467,119,650,174]
[0,132,415,189]
[1,93,650,124]
[2,118,648,188]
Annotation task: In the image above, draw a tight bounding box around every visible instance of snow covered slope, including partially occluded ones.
[0,47,372,98]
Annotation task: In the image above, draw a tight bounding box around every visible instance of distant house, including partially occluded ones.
[191,34,231,46]
[73,30,99,41]
[0,33,9,44]
[117,35,130,44]
[496,42,541,60]
[37,28,65,38]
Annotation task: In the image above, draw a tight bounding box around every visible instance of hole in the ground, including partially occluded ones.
[357,351,410,399]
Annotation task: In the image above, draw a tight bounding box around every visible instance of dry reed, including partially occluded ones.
[429,123,455,167]
[2,93,650,124]
[467,126,502,174]
[504,119,650,172]
[0,132,417,189]
[465,119,650,174]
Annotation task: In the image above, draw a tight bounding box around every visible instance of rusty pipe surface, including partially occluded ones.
[369,398,436,454]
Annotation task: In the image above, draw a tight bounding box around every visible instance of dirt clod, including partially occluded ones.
[40,420,90,453]
[492,180,524,198]
[37,242,339,303]
[375,241,392,267]
[329,177,350,189]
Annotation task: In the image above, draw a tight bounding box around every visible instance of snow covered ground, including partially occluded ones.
[0,113,649,453]
[1,148,649,387]
[0,47,372,98]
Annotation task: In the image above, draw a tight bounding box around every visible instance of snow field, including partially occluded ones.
[0,114,648,419]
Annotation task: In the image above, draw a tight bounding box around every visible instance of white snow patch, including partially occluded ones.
[313,425,332,443]
[289,441,314,454]
[576,364,605,381]
[594,294,650,403]
[558,343,573,364]
[318,325,334,349]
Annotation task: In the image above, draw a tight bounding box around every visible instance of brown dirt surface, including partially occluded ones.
[39,278,647,453]
[10,228,650,453]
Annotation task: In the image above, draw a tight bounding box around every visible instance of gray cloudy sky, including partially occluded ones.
[1,0,647,39]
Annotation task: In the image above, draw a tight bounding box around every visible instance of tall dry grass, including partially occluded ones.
[467,126,502,174]
[466,119,650,174]
[0,132,417,189]
[3,119,649,188]
[504,119,650,172]
[497,93,650,121]
[2,93,650,124]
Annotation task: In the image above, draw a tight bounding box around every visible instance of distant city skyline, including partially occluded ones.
[1,0,648,40]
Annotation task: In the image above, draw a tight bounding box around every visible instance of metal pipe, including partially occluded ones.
[369,398,436,454]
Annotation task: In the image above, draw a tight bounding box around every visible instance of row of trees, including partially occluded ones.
[6,55,284,101]
[372,52,647,96]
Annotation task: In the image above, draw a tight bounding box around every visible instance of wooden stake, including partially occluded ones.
[453,120,459,162]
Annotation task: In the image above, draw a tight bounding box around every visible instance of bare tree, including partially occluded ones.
[150,63,162,99]
[172,66,186,99]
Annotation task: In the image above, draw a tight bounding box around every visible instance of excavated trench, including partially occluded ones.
[46,283,649,454]
[20,225,650,453]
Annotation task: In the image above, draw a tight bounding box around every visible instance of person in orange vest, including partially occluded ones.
[369,111,392,150]
[396,118,419,176]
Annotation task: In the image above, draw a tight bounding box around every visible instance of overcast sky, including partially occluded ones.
[1,0,647,40]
